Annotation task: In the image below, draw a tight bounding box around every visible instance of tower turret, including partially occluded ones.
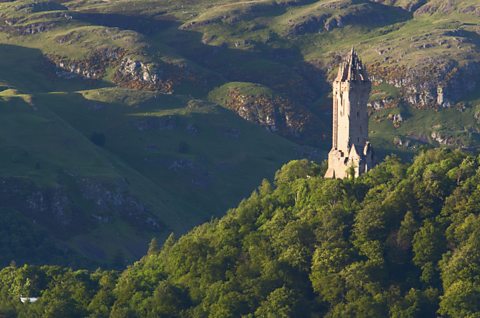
[325,49,374,179]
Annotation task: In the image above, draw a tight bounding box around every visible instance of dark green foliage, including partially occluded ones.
[2,149,480,317]
[0,208,83,267]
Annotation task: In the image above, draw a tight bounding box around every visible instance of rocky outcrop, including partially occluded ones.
[368,60,480,108]
[215,87,323,143]
[49,48,206,94]
[0,12,72,35]
[388,113,403,128]
[368,97,398,110]
[49,48,126,80]
[79,177,162,230]
[0,176,162,237]
[0,1,70,35]
[431,131,455,145]
[114,58,174,93]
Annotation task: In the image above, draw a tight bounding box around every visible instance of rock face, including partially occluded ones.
[212,85,323,144]
[368,97,397,110]
[368,60,480,108]
[79,177,162,230]
[0,176,162,237]
[431,131,455,145]
[114,58,174,93]
[0,1,70,35]
[49,50,202,94]
[49,48,126,80]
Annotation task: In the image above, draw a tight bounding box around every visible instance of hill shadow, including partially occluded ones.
[71,11,330,100]
[70,11,334,147]
[72,12,176,35]
[0,44,112,93]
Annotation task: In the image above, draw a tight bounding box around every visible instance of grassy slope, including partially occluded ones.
[0,8,301,264]
[0,85,299,265]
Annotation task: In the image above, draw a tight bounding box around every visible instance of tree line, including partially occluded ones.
[1,148,479,317]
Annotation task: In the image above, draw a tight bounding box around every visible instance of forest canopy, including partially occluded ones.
[1,148,480,317]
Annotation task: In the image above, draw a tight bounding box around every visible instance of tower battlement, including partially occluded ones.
[325,49,374,179]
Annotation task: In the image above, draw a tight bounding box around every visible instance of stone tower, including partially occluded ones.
[324,49,374,179]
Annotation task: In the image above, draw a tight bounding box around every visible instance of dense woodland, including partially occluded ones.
[1,148,480,317]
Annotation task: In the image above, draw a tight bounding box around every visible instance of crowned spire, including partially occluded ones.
[335,48,369,82]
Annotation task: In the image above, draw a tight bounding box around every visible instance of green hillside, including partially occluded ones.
[0,0,479,266]
[2,149,480,317]
[0,42,303,266]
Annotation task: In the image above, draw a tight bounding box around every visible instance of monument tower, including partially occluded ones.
[324,49,374,179]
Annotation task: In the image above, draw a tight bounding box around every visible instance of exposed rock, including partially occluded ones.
[368,97,397,110]
[49,48,126,80]
[393,136,403,146]
[218,87,322,142]
[114,58,174,93]
[0,176,162,237]
[0,10,71,35]
[431,131,455,145]
[368,60,480,108]
[387,113,403,128]
[79,177,161,230]
[49,48,205,93]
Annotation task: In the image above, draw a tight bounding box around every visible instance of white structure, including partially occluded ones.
[20,297,39,303]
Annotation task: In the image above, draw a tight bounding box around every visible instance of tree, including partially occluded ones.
[147,238,160,255]
[413,220,445,285]
[255,287,299,318]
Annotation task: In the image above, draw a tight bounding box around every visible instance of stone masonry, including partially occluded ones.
[325,49,374,179]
